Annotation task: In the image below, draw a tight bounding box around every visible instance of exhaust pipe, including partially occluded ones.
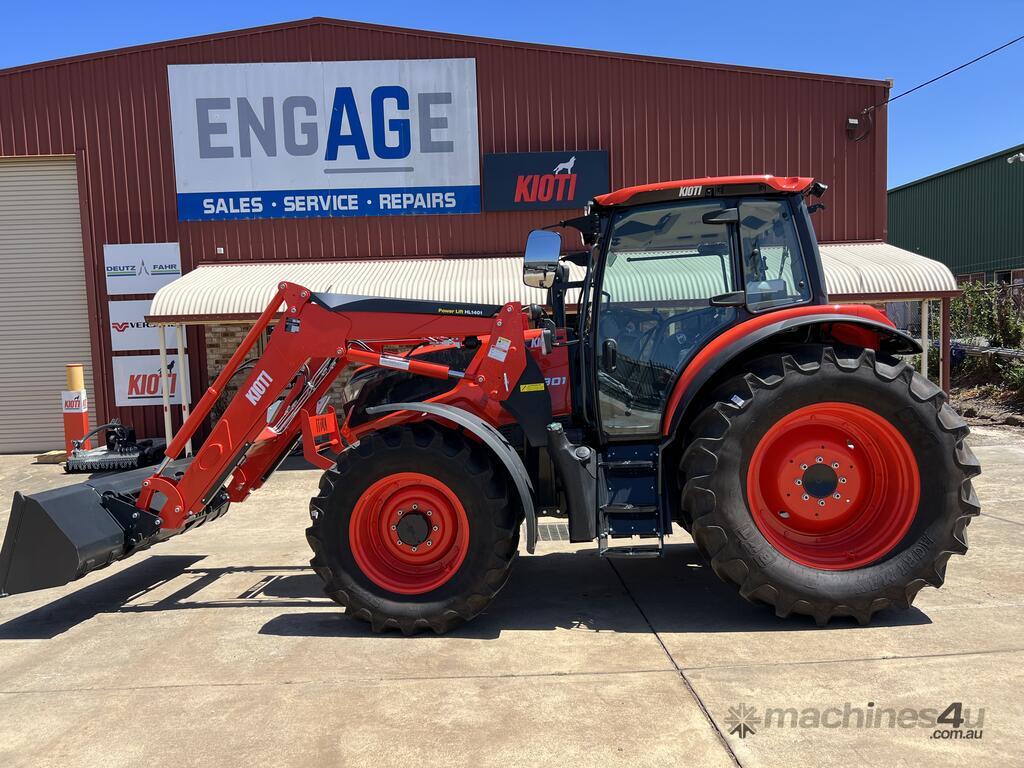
[0,460,229,597]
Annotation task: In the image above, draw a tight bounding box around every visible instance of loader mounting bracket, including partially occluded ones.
[102,494,162,550]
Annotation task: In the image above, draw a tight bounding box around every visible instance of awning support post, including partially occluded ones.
[940,297,951,394]
[920,300,929,379]
[175,324,193,456]
[158,326,173,444]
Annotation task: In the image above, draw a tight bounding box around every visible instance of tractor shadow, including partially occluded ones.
[0,544,930,640]
[258,542,932,639]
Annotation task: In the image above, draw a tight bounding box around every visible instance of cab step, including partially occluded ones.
[600,544,662,559]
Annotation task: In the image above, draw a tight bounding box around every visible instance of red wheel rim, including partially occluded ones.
[349,472,469,594]
[745,402,920,570]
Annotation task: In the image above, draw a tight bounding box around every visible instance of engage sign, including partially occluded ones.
[167,60,480,221]
[483,151,609,212]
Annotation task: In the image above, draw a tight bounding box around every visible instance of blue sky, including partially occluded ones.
[2,1,1022,187]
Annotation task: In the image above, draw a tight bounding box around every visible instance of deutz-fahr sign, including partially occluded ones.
[482,151,609,212]
[167,60,480,221]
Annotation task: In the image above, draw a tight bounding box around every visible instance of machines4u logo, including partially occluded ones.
[483,150,609,212]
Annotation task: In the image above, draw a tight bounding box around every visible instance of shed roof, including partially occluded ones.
[148,243,958,324]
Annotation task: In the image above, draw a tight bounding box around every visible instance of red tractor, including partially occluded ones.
[0,175,980,633]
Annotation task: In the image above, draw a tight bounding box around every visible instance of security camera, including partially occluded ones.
[1008,152,1024,164]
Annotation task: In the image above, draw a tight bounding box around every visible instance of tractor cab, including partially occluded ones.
[525,176,834,554]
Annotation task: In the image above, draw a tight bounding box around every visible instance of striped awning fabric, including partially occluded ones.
[148,242,957,323]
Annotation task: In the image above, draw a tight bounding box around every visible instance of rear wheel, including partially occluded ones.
[680,345,981,625]
[307,422,520,634]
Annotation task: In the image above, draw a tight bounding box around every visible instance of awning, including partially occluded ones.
[148,243,958,324]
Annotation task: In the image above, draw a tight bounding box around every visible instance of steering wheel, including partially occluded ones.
[644,309,723,369]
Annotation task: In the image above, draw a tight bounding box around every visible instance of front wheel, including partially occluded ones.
[307,422,521,634]
[680,345,981,625]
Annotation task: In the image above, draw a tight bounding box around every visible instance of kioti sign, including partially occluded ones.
[112,354,189,407]
[483,151,609,212]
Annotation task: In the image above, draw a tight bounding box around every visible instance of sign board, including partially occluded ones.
[61,390,88,413]
[482,151,609,212]
[112,354,190,407]
[167,60,481,221]
[104,243,182,295]
[108,300,181,352]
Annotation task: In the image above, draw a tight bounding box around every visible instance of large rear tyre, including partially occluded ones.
[307,422,520,634]
[680,345,981,625]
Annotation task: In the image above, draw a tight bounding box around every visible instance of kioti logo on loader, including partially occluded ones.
[483,150,609,212]
[244,370,274,405]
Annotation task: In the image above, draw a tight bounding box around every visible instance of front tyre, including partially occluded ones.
[680,345,981,625]
[307,422,521,634]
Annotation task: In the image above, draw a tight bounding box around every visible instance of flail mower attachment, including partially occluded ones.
[0,459,229,597]
[64,419,166,473]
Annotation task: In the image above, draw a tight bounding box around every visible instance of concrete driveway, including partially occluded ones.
[0,425,1020,767]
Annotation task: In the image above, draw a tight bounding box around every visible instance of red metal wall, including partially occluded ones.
[0,18,889,435]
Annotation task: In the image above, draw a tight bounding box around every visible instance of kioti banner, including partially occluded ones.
[483,151,609,212]
[112,355,190,407]
[168,60,480,221]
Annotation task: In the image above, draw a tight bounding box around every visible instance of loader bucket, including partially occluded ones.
[0,460,228,597]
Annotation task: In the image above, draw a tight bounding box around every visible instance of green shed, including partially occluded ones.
[888,142,1024,284]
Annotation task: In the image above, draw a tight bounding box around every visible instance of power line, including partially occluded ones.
[865,32,1024,114]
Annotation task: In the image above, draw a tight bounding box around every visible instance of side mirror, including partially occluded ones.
[523,230,563,290]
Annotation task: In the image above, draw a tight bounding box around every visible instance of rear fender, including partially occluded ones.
[365,402,538,553]
[663,308,920,437]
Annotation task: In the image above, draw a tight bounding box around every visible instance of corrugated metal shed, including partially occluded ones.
[888,142,1024,277]
[0,16,891,435]
[148,244,957,323]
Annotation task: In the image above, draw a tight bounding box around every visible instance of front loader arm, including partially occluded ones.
[137,283,529,531]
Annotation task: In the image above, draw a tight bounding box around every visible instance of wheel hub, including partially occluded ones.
[801,462,838,498]
[395,511,431,547]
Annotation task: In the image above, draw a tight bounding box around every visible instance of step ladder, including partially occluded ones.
[598,445,664,558]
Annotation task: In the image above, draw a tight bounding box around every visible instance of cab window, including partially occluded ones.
[739,199,811,312]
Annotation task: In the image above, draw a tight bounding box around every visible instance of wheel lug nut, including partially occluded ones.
[397,510,403,516]
[816,456,823,463]
[794,479,802,486]
[432,525,438,531]
[396,540,403,546]
[411,546,418,552]
[833,493,841,499]
[832,462,840,469]
[839,477,847,484]
[426,540,432,546]
[801,494,809,501]
[412,504,418,510]
[426,510,432,516]
[390,525,396,530]
[800,463,808,470]
[818,499,826,507]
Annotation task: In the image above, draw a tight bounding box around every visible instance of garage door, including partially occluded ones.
[0,157,95,453]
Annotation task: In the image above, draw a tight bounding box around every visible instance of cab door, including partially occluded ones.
[593,199,740,437]
[593,196,813,438]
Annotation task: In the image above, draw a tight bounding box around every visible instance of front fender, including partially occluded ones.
[365,402,538,553]
[662,306,920,436]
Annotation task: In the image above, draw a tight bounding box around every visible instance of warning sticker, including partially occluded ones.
[519,382,545,393]
[487,336,512,362]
